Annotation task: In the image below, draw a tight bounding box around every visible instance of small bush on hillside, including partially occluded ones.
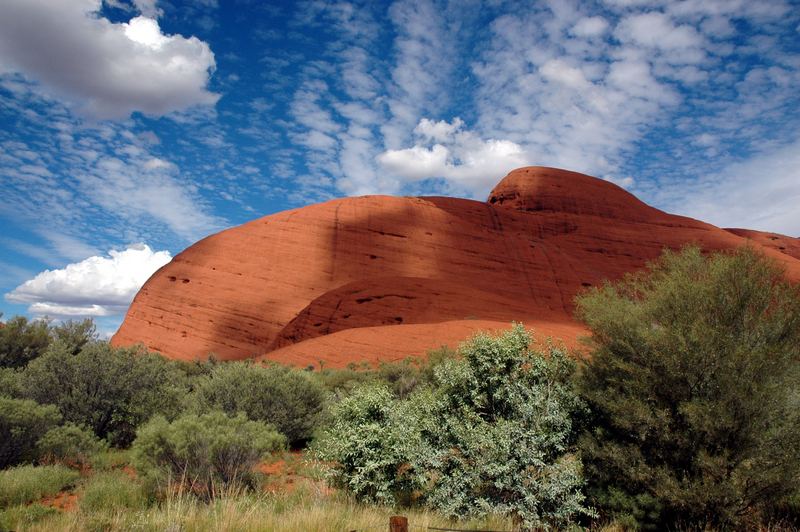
[20,342,187,446]
[36,423,107,467]
[132,411,285,499]
[192,362,325,445]
[0,396,61,468]
[0,464,79,507]
[376,359,427,399]
[316,325,592,530]
[577,246,800,529]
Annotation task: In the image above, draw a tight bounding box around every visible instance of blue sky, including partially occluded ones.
[1,0,799,336]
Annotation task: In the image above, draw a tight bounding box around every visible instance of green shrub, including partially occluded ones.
[316,325,592,529]
[88,448,132,472]
[0,396,61,467]
[314,384,419,504]
[79,471,147,511]
[577,246,800,529]
[50,318,97,356]
[192,362,325,445]
[0,316,96,369]
[0,464,79,507]
[36,423,107,466]
[0,367,22,397]
[132,411,285,499]
[376,359,426,399]
[314,366,373,395]
[20,342,188,446]
[0,315,51,368]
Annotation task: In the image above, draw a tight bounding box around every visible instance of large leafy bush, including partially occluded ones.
[316,325,592,530]
[191,362,325,445]
[20,342,187,446]
[577,246,800,528]
[132,411,285,499]
[0,316,95,368]
[0,396,61,468]
[0,316,51,369]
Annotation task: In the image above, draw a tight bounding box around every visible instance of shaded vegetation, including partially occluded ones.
[19,342,187,446]
[0,396,61,468]
[36,423,107,468]
[0,316,95,369]
[577,246,800,529]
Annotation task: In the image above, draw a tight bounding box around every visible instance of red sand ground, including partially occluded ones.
[40,491,78,511]
[112,167,800,367]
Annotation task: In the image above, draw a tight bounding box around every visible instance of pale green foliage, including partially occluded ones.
[36,423,107,466]
[316,325,592,530]
[0,396,61,468]
[314,384,421,504]
[191,362,325,445]
[577,246,800,528]
[0,464,79,507]
[132,411,285,499]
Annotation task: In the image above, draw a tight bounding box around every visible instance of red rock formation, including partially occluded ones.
[724,228,800,261]
[111,167,800,367]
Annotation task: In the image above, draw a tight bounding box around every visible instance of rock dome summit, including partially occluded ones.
[111,167,800,366]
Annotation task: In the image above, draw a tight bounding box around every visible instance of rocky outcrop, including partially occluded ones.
[111,167,800,366]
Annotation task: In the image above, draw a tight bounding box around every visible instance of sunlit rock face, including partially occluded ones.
[112,166,800,367]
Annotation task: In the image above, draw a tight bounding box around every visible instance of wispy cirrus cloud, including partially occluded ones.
[270,0,799,234]
[0,80,227,280]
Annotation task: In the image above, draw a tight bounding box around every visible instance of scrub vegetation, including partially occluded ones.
[0,247,797,530]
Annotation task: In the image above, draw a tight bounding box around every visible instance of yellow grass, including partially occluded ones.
[24,485,514,532]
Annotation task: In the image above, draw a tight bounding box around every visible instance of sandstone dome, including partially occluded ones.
[488,167,662,222]
[111,167,800,366]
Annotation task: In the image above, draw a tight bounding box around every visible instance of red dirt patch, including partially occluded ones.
[258,452,331,496]
[40,491,78,512]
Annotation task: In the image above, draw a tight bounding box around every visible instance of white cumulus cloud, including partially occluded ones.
[0,0,219,119]
[378,117,528,195]
[6,244,172,317]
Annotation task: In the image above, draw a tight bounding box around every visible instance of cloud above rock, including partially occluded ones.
[6,244,172,317]
[378,118,528,195]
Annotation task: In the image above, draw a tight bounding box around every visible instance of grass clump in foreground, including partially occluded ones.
[21,487,515,532]
[0,464,79,507]
[0,464,77,532]
[78,470,148,512]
